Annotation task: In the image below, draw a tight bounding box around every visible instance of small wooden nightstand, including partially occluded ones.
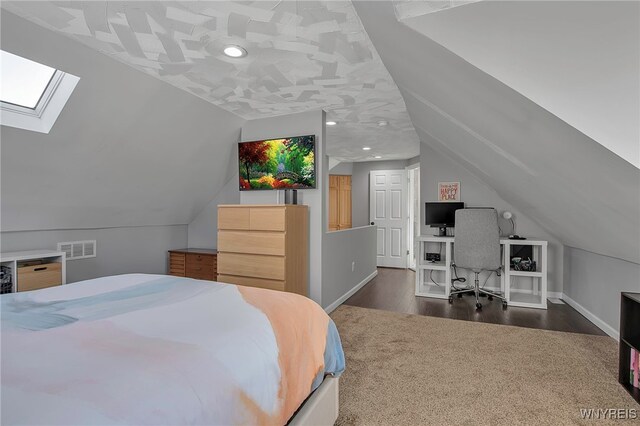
[168,249,217,281]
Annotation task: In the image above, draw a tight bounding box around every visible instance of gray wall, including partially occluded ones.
[1,11,244,231]
[355,1,640,265]
[1,12,240,285]
[563,247,640,337]
[329,162,353,175]
[187,178,240,249]
[401,1,640,168]
[0,226,186,283]
[351,159,410,227]
[187,147,240,249]
[420,144,564,293]
[323,225,377,310]
[238,110,327,304]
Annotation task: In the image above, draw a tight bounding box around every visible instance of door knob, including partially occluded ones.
[370,222,375,225]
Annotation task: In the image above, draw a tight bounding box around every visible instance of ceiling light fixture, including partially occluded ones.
[377,120,388,127]
[326,121,337,126]
[223,45,247,58]
[362,147,371,151]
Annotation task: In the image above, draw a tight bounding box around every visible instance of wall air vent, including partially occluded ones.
[57,240,96,260]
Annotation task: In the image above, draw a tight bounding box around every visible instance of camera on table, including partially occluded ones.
[511,257,537,272]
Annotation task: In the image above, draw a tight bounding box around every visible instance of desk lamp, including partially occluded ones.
[502,211,524,239]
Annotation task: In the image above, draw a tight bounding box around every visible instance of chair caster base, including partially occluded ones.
[448,296,453,304]
[502,301,508,310]
[475,302,482,310]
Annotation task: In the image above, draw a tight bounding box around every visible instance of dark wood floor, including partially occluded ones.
[345,267,606,336]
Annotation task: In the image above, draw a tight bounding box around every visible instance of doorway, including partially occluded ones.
[369,169,407,268]
[329,175,352,231]
[407,165,420,270]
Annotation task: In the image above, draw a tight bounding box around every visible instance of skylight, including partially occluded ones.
[0,50,79,134]
[1,50,56,109]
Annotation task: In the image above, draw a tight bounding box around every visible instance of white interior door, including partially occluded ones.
[370,169,407,268]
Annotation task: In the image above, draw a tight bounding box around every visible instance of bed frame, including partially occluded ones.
[289,376,339,425]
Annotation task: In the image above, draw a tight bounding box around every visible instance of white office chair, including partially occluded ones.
[449,208,507,310]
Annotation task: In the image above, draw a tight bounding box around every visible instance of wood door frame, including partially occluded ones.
[406,163,420,271]
[329,174,352,232]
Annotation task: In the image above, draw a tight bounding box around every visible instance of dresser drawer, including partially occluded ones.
[185,262,216,276]
[169,252,186,276]
[218,231,285,256]
[185,253,216,267]
[218,274,285,292]
[219,207,250,230]
[169,268,186,277]
[17,262,62,292]
[218,253,285,281]
[250,208,286,231]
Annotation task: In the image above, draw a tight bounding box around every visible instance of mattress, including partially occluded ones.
[1,274,345,425]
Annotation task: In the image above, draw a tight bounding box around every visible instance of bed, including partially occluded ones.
[1,274,345,425]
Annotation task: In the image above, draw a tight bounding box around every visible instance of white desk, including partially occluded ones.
[415,235,548,309]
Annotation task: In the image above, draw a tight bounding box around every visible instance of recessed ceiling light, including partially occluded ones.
[362,147,371,151]
[377,120,388,127]
[374,155,382,159]
[326,121,337,126]
[223,45,247,58]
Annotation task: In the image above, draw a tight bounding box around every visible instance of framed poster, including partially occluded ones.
[438,181,460,202]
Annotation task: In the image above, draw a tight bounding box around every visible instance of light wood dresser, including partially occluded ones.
[168,248,217,281]
[217,204,308,296]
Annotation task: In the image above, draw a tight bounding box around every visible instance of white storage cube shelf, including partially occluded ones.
[0,250,67,293]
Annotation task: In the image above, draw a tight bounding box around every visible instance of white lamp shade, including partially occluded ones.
[502,211,513,220]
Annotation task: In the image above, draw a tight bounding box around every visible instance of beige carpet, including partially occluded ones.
[331,305,638,425]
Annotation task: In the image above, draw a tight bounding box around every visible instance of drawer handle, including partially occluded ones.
[34,267,48,272]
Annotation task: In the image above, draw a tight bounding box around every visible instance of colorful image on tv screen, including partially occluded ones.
[238,135,315,190]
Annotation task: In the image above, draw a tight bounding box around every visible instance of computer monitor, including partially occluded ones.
[425,202,465,236]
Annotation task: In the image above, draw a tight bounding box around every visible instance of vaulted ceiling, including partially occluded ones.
[398,0,639,168]
[1,10,245,231]
[2,1,638,263]
[354,0,640,263]
[2,1,419,161]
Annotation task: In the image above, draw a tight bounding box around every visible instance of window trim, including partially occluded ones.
[1,70,79,134]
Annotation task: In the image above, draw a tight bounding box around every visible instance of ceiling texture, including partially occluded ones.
[1,10,246,231]
[354,0,639,263]
[2,0,638,263]
[2,0,420,162]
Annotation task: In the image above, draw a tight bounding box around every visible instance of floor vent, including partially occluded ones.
[58,240,96,260]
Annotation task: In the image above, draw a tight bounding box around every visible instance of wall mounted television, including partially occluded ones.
[238,135,316,191]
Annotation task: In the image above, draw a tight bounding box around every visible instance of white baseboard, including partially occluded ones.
[561,293,619,340]
[324,270,378,314]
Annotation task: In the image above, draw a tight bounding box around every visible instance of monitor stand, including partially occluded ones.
[438,226,447,237]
